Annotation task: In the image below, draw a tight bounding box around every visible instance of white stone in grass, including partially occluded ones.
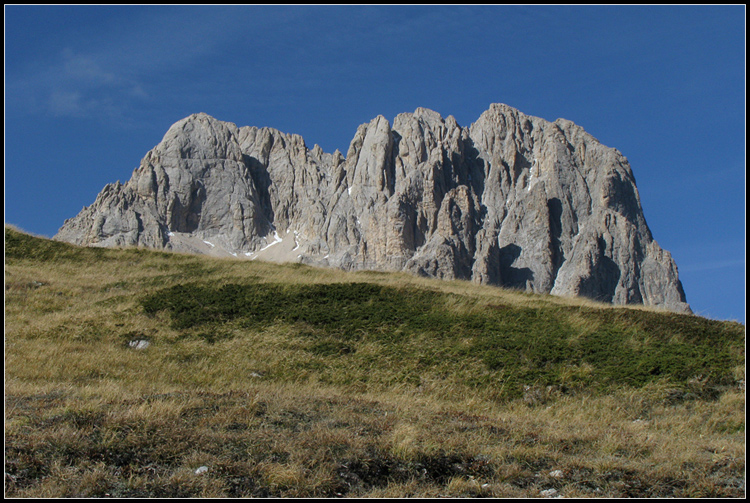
[540,488,558,497]
[550,469,564,478]
[195,466,209,475]
[128,340,150,350]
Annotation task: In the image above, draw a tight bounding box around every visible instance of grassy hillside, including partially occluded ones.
[5,225,745,497]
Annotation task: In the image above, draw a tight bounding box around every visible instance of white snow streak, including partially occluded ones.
[258,231,282,252]
[292,230,300,251]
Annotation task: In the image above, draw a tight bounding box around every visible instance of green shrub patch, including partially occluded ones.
[141,283,744,398]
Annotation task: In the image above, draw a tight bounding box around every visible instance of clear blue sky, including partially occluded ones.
[5,5,745,323]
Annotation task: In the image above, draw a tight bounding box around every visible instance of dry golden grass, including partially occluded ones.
[5,226,745,497]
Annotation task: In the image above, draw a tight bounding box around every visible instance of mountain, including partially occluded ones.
[54,104,690,313]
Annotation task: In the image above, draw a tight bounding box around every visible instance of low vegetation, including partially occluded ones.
[5,225,745,497]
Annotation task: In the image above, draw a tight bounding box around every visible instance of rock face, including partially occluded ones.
[55,104,690,313]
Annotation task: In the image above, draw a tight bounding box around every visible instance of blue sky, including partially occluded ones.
[4,5,745,323]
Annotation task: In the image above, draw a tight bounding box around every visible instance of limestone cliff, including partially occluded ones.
[55,104,690,313]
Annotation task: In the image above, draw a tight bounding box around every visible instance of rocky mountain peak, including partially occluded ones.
[155,112,244,162]
[55,104,690,313]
